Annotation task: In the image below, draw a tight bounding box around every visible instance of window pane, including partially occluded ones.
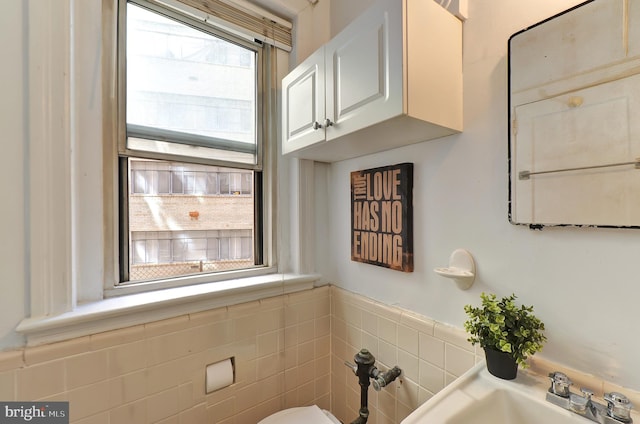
[158,171,171,194]
[184,172,195,194]
[229,237,241,259]
[158,239,171,263]
[186,238,207,261]
[207,173,219,195]
[126,3,256,147]
[207,238,220,260]
[219,173,230,194]
[128,159,255,281]
[172,239,186,262]
[132,170,146,194]
[171,171,183,193]
[241,236,252,259]
[146,239,159,263]
[241,173,252,194]
[132,240,146,264]
[229,173,241,195]
[220,238,230,259]
[195,172,207,194]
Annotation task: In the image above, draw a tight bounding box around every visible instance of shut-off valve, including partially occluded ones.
[344,349,402,424]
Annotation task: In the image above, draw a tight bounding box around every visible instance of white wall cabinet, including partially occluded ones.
[282,0,462,162]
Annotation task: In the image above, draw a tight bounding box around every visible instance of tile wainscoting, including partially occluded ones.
[0,285,638,423]
[329,286,640,424]
[0,287,331,424]
[330,286,479,424]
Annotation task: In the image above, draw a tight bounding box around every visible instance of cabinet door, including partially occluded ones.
[282,47,326,155]
[325,0,402,141]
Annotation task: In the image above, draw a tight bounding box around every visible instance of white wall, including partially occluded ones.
[0,0,106,349]
[311,0,640,391]
[0,1,27,349]
[290,0,330,64]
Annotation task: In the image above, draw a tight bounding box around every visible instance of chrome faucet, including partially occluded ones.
[546,371,634,424]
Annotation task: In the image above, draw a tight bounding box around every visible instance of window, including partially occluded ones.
[129,160,252,196]
[14,0,297,344]
[119,0,268,286]
[125,3,256,149]
[130,230,252,280]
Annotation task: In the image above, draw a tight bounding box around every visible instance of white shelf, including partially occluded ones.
[434,249,476,290]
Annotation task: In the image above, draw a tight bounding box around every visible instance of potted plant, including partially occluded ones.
[464,292,546,379]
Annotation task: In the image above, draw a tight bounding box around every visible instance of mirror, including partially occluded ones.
[508,0,640,229]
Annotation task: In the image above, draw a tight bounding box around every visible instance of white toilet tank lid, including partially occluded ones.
[258,405,340,424]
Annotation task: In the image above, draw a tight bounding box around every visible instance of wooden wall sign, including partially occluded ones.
[351,163,413,272]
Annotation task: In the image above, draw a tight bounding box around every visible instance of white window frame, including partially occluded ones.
[15,0,318,346]
[114,0,274,295]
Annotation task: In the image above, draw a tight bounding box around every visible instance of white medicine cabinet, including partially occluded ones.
[509,0,640,228]
[282,0,463,163]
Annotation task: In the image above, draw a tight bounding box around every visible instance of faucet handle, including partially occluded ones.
[344,360,357,375]
[548,371,573,397]
[580,387,594,401]
[604,392,633,423]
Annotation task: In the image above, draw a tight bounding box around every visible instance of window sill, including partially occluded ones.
[16,273,320,346]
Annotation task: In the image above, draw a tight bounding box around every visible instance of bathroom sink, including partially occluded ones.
[402,362,591,424]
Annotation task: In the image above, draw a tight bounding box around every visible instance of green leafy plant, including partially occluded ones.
[464,293,546,368]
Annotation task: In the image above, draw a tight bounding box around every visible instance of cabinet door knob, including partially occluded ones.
[312,121,323,130]
[324,118,334,127]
